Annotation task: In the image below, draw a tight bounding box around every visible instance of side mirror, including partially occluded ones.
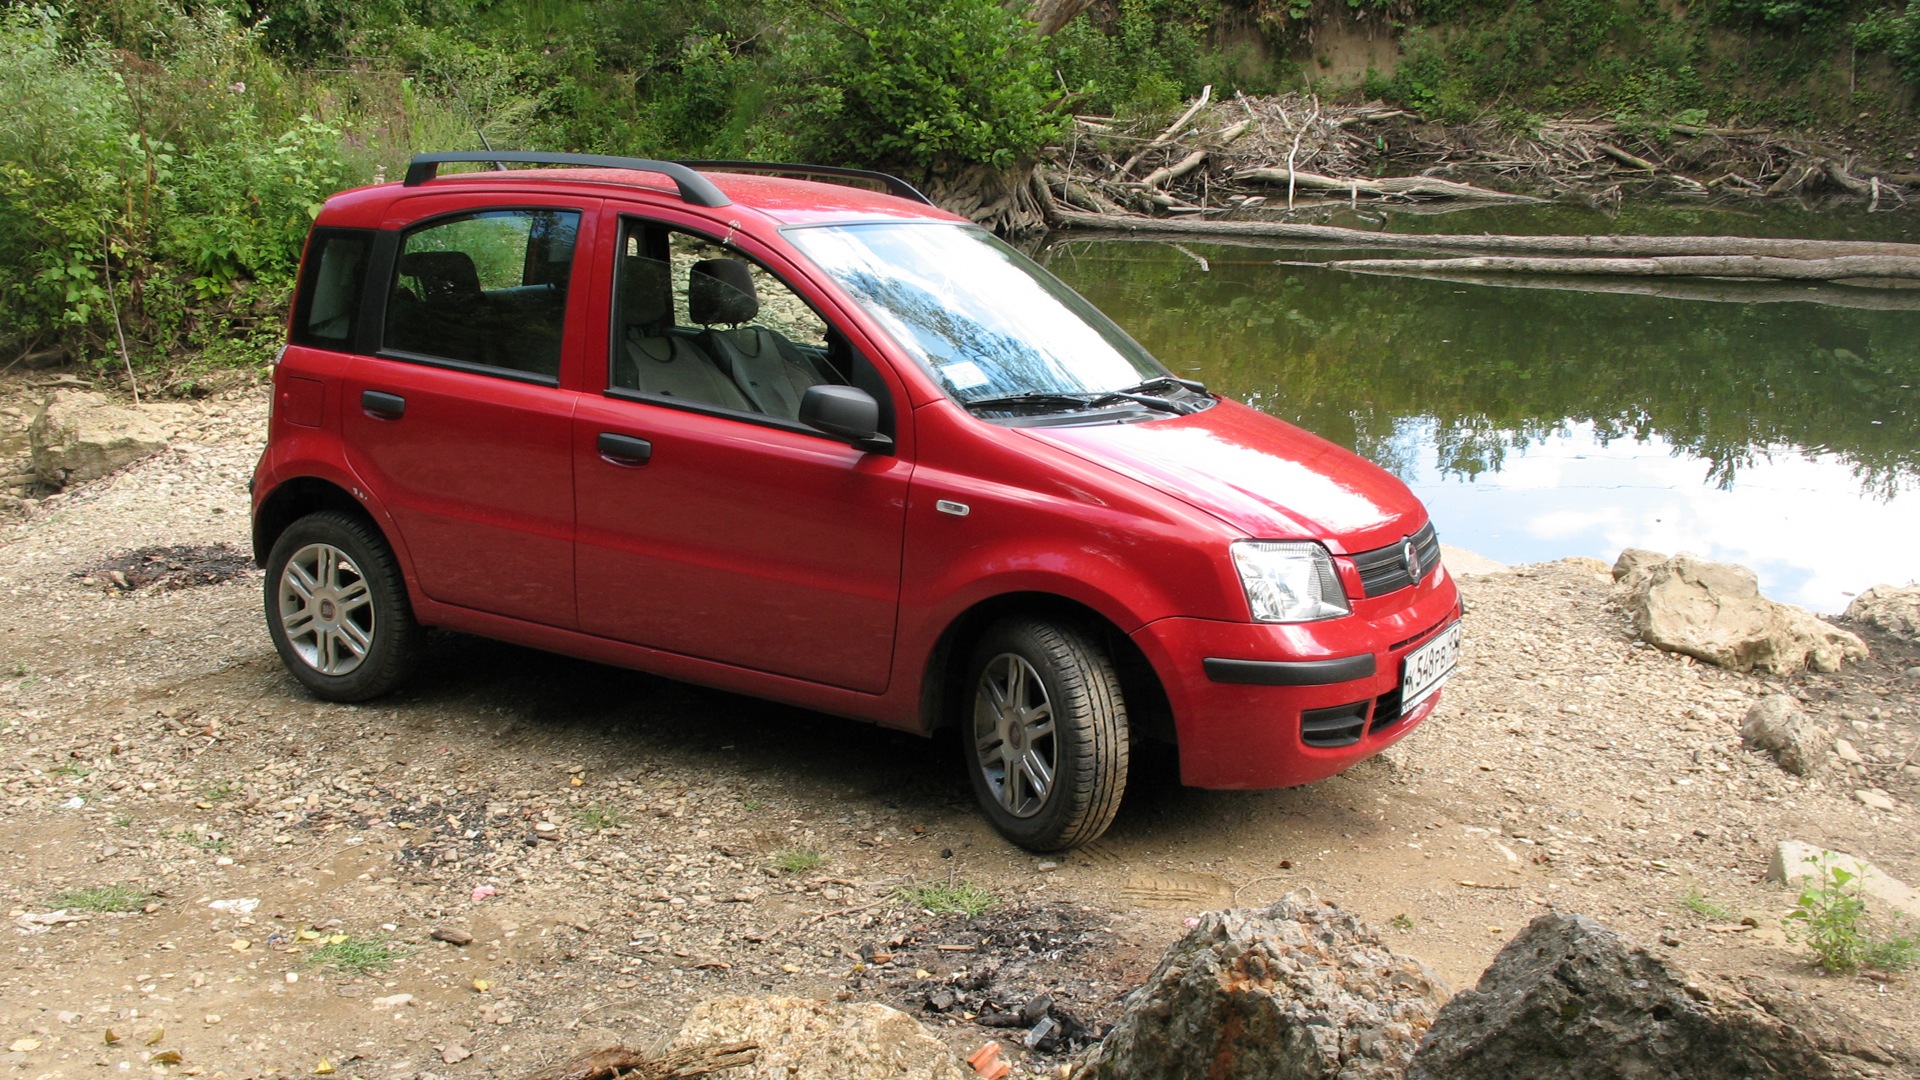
[799,385,892,452]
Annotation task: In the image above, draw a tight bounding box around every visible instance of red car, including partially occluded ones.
[252,153,1462,850]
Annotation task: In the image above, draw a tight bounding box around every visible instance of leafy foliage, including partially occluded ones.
[1784,856,1918,973]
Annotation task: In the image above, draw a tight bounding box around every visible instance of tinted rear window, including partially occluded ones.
[291,229,373,349]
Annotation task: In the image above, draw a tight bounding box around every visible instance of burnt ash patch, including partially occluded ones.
[77,543,253,591]
[847,902,1131,1066]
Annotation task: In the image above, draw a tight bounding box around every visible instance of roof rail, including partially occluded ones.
[402,152,732,208]
[676,161,933,206]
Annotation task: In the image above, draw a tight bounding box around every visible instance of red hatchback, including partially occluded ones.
[252,153,1462,850]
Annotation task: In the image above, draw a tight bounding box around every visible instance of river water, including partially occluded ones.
[1035,204,1920,614]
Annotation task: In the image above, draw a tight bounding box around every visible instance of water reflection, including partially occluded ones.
[1037,227,1920,612]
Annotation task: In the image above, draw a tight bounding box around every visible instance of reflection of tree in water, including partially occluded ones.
[1041,240,1920,497]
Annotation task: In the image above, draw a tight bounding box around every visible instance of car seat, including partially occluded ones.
[612,255,749,411]
[688,258,838,420]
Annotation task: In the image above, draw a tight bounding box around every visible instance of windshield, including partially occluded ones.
[786,222,1171,407]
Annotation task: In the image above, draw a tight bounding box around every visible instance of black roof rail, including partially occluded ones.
[676,161,933,206]
[402,152,731,208]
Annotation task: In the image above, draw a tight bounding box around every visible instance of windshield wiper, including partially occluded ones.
[1119,374,1209,396]
[966,390,1194,416]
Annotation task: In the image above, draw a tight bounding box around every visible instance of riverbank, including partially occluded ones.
[0,376,1913,1076]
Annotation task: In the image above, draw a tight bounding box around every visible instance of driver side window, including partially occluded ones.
[607,222,850,421]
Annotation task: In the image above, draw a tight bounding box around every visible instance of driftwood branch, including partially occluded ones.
[1233,167,1542,203]
[1118,84,1212,176]
[1326,254,1920,281]
[1138,120,1250,189]
[517,1042,757,1080]
[1040,204,1920,259]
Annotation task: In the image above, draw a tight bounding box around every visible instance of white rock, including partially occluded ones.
[1844,585,1920,641]
[1739,696,1827,777]
[1855,789,1896,812]
[1766,840,1920,921]
[668,997,970,1080]
[1831,739,1864,765]
[1611,550,1867,675]
[28,391,185,489]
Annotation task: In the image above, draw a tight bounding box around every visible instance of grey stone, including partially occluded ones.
[1406,913,1839,1080]
[28,390,174,489]
[1611,550,1867,675]
[1076,891,1447,1080]
[1843,585,1920,642]
[1766,840,1920,921]
[1739,695,1829,777]
[667,996,970,1080]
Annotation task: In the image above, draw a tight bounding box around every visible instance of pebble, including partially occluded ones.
[1854,789,1896,811]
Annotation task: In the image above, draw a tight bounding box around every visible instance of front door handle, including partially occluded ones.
[361,390,406,420]
[597,432,653,465]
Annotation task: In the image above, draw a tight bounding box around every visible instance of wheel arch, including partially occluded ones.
[918,592,1173,742]
[252,476,379,567]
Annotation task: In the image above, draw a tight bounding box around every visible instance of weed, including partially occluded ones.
[772,848,825,874]
[1390,913,1416,931]
[576,804,626,831]
[200,781,238,802]
[51,884,149,912]
[7,662,25,678]
[896,880,998,917]
[50,763,91,778]
[111,814,134,828]
[1682,888,1736,921]
[307,933,401,974]
[1783,855,1919,973]
[172,828,229,852]
[741,798,763,812]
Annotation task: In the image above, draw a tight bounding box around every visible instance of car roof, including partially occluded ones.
[316,164,971,230]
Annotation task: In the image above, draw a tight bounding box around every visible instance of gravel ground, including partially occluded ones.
[0,374,1915,1078]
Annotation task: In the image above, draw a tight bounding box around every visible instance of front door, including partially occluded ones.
[572,218,910,692]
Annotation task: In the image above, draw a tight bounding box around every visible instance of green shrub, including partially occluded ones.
[1783,856,1919,974]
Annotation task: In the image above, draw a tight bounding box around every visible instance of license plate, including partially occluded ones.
[1401,621,1461,712]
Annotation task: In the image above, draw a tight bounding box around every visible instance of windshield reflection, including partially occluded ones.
[787,223,1168,406]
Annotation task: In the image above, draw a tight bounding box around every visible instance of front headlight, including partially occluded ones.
[1231,541,1350,622]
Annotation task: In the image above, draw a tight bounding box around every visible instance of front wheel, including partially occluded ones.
[963,618,1129,851]
[264,511,421,702]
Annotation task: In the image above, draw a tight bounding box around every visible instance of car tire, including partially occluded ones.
[264,511,420,702]
[963,618,1129,852]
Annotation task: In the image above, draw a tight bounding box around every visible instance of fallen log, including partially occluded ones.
[1595,143,1658,172]
[1322,268,1920,312]
[1325,254,1920,281]
[1032,190,1920,258]
[1139,120,1251,190]
[1232,167,1544,203]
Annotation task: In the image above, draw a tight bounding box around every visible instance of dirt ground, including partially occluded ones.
[1,374,1916,1079]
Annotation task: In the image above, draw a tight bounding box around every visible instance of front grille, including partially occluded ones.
[1351,521,1442,598]
[1302,702,1370,748]
[1370,687,1406,734]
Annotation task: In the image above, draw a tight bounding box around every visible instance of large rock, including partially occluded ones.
[27,390,172,488]
[666,996,971,1080]
[1738,694,1828,777]
[1076,891,1447,1080]
[1844,585,1920,642]
[1611,549,1867,675]
[1406,913,1841,1080]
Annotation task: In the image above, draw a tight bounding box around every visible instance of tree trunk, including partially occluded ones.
[1032,192,1920,259]
[926,162,1050,235]
[1010,0,1096,35]
[1326,254,1920,281]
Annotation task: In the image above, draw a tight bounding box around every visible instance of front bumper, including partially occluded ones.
[1130,564,1462,789]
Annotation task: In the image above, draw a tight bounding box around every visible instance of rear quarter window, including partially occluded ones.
[290,228,373,349]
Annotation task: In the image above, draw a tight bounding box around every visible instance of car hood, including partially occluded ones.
[1020,399,1425,553]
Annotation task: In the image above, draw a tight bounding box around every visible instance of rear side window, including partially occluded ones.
[290,229,372,349]
[382,209,580,380]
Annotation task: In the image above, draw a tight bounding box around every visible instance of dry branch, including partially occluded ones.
[1325,254,1920,281]
[1117,84,1212,176]
[517,1041,757,1080]
[1233,167,1542,202]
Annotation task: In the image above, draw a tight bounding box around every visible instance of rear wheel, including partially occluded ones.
[964,618,1129,851]
[264,511,420,702]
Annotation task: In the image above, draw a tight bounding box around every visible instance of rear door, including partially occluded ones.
[341,194,599,628]
[572,215,911,692]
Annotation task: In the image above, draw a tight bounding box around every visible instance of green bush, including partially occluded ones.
[797,0,1063,170]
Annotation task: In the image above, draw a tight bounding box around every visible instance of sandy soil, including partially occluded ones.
[0,374,1914,1078]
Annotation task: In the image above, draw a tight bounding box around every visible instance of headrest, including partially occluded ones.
[397,251,483,309]
[619,255,672,332]
[688,258,758,325]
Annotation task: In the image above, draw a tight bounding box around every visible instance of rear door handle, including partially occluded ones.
[361,390,406,419]
[597,432,653,465]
